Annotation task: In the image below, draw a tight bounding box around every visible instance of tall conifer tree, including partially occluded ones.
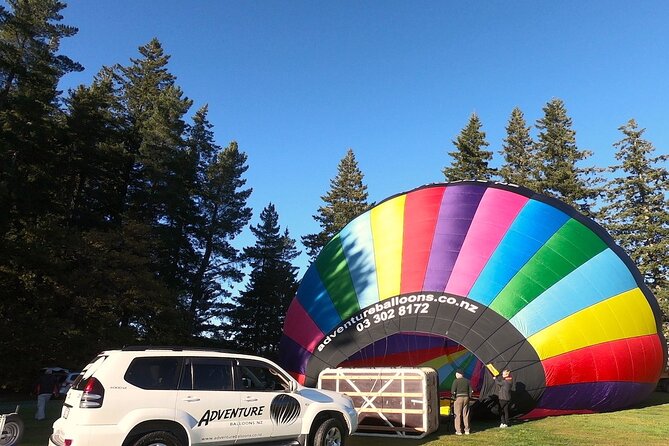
[225,203,299,357]
[187,134,252,336]
[601,120,669,337]
[534,99,599,214]
[443,113,495,181]
[499,107,538,189]
[302,149,370,259]
[0,0,83,390]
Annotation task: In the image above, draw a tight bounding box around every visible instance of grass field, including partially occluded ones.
[3,392,669,445]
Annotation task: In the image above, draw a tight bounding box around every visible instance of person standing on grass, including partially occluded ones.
[494,369,514,428]
[451,368,472,435]
[35,370,58,421]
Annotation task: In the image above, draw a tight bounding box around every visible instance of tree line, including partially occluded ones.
[1,1,666,391]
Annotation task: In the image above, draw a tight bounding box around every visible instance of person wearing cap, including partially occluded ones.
[450,368,472,435]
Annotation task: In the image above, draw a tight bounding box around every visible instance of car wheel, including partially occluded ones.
[0,414,24,446]
[132,430,181,446]
[312,418,346,446]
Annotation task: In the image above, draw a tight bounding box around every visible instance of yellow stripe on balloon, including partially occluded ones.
[371,195,406,300]
[527,288,657,360]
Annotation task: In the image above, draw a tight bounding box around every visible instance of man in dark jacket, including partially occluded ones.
[35,370,58,420]
[494,369,514,428]
[450,369,472,435]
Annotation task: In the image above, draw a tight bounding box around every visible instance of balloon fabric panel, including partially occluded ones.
[295,265,340,333]
[509,249,638,338]
[445,187,528,296]
[468,200,570,306]
[490,218,608,319]
[280,182,667,418]
[278,335,312,375]
[542,334,664,386]
[339,212,379,309]
[528,288,658,360]
[371,195,406,300]
[537,381,656,412]
[400,186,445,294]
[283,298,324,352]
[423,185,485,292]
[315,235,360,320]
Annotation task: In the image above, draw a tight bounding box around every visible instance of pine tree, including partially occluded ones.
[534,98,599,214]
[0,0,82,233]
[499,107,538,189]
[302,149,370,259]
[443,113,495,181]
[187,134,252,337]
[225,203,299,358]
[0,0,84,391]
[600,119,669,338]
[61,70,129,229]
[118,38,193,226]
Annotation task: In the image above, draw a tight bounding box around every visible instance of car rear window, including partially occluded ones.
[124,357,182,390]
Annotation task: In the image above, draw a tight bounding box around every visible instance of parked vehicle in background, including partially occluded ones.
[58,372,81,398]
[49,346,357,446]
[39,368,70,398]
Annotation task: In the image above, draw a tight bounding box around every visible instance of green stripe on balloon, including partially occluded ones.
[491,219,608,319]
[315,234,360,320]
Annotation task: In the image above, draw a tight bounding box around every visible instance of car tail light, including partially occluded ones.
[79,377,105,408]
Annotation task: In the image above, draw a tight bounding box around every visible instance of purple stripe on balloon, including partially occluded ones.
[346,333,454,360]
[538,382,657,412]
[423,185,485,292]
[278,335,311,375]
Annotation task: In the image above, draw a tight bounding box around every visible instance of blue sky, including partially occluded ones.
[46,1,669,272]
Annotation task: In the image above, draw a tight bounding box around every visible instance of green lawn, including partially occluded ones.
[4,392,669,446]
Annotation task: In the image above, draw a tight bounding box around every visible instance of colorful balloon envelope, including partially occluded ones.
[279,182,667,416]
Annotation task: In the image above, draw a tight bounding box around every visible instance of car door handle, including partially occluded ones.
[243,397,258,402]
[183,397,200,402]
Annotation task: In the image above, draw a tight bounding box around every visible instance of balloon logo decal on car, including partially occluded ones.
[270,394,300,425]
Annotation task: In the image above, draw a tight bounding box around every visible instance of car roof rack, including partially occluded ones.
[121,345,238,353]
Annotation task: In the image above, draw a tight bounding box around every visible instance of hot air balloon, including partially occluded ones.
[279,181,667,417]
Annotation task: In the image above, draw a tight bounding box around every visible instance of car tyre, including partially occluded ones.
[312,418,346,446]
[132,430,181,446]
[0,414,24,446]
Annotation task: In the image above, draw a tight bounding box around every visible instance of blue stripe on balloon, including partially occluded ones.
[296,265,341,333]
[509,249,637,338]
[468,200,570,306]
[340,212,379,310]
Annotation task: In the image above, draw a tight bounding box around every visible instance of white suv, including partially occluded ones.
[48,347,357,446]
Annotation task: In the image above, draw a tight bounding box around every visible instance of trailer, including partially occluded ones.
[318,367,439,439]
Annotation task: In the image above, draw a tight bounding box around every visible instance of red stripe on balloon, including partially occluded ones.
[400,186,446,294]
[283,298,324,353]
[522,408,595,419]
[542,334,664,386]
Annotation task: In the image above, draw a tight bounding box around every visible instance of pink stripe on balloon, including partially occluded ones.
[283,298,324,353]
[445,188,528,296]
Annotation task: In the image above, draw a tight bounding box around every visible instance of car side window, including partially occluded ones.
[237,360,290,392]
[180,357,233,391]
[124,357,182,390]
